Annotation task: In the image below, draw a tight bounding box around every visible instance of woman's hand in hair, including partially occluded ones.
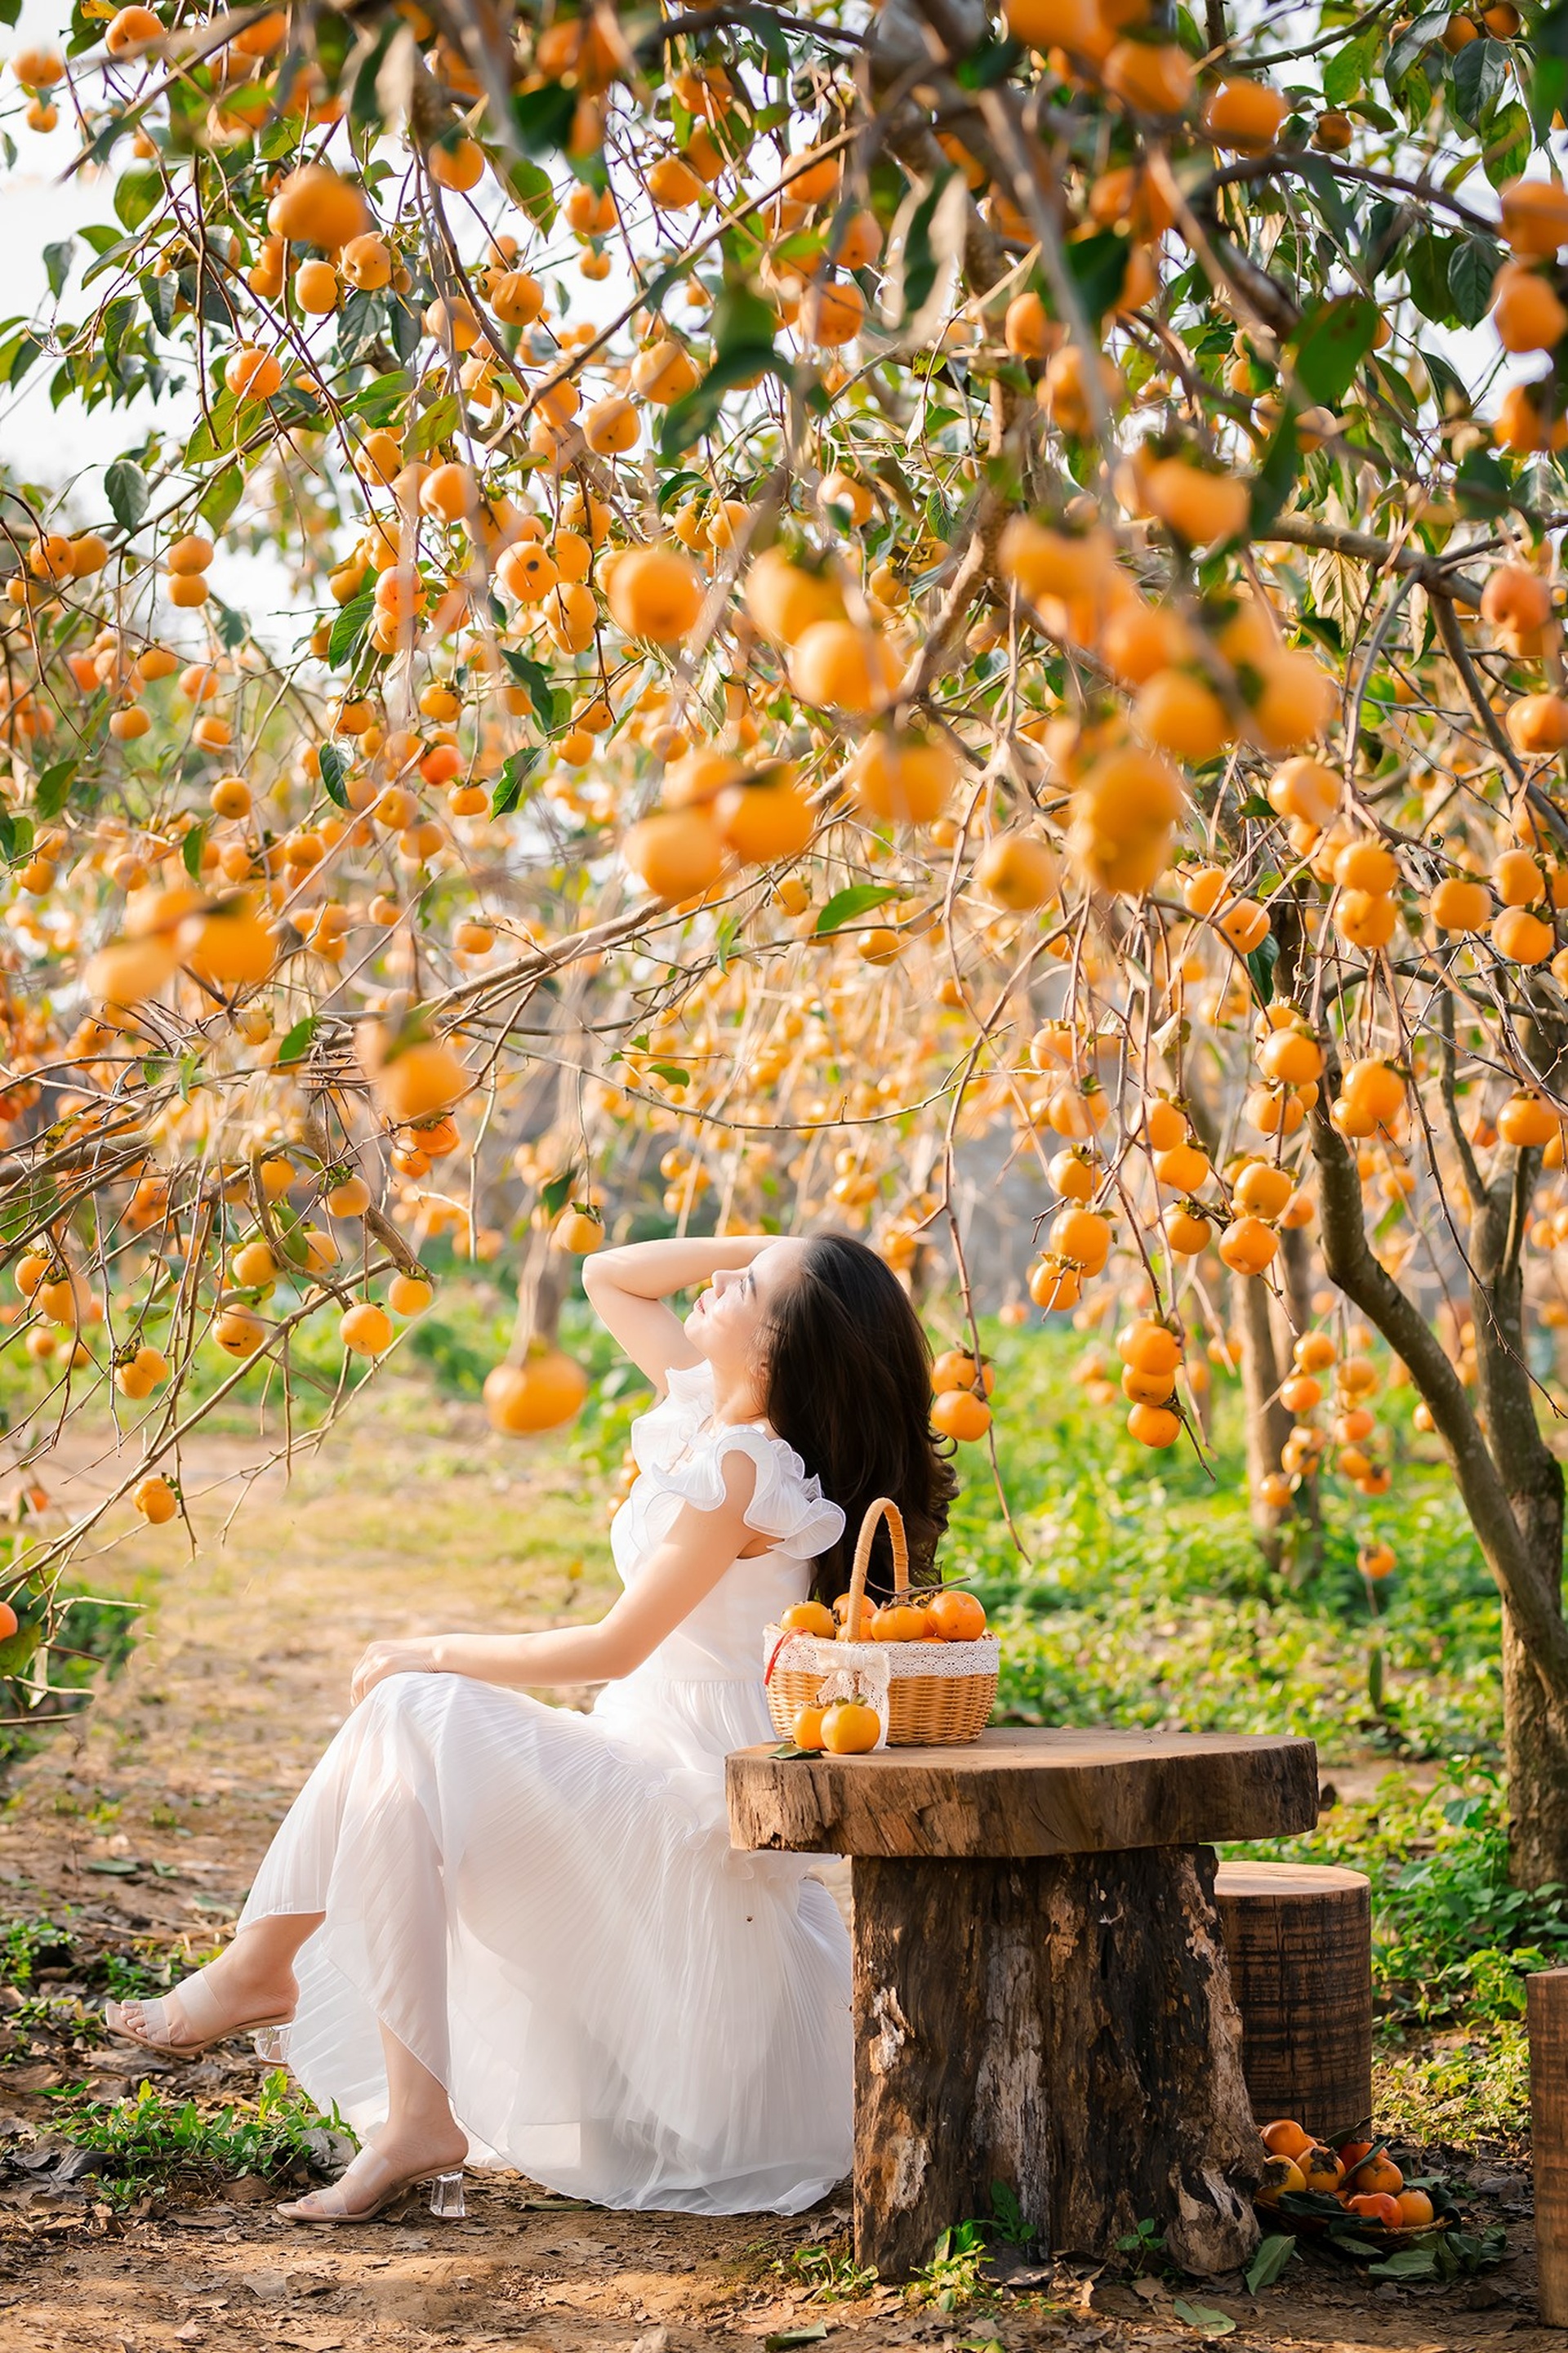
[349,1634,443,1708]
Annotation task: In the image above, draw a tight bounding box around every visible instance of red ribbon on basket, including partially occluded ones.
[763,1629,797,1687]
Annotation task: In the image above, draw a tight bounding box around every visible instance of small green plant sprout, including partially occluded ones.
[910,2218,993,2311]
[987,2177,1032,2246]
[1116,2217,1170,2277]
[775,2243,879,2302]
[2,1914,72,1987]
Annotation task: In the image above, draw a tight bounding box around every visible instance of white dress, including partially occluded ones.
[238,1361,855,2216]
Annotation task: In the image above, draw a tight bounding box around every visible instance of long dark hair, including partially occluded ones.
[760,1233,958,1608]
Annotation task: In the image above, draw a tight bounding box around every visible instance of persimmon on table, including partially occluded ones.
[727,1726,1318,2279]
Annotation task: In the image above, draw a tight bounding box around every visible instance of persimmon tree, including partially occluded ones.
[7,0,1568,1876]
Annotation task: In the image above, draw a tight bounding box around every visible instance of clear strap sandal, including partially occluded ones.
[105,1969,293,2058]
[276,2146,466,2225]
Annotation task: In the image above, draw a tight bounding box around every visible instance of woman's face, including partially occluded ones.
[684,1240,807,1398]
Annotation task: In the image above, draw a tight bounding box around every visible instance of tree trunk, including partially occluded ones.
[1467,1150,1568,1887]
[1502,1597,1568,1887]
[851,1847,1263,2279]
[1309,1049,1568,1889]
[1232,1270,1290,1567]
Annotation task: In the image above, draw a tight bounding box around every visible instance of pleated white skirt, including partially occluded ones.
[239,1668,854,2216]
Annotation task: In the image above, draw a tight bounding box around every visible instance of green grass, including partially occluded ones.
[51,2070,344,2204]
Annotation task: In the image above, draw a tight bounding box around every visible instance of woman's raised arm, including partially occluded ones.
[581,1233,773,1393]
[348,1455,761,1702]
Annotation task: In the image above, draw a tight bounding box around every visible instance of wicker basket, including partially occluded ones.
[763,1495,999,1746]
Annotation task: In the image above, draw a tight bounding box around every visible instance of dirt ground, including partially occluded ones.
[0,1390,1554,2352]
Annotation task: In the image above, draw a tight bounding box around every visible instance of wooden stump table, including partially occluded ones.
[728,1727,1318,2279]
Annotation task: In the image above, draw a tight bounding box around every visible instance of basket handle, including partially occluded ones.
[844,1496,909,1642]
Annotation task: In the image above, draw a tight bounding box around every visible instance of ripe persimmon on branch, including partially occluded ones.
[9,0,1568,1871]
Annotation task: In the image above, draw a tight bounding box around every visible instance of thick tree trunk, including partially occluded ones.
[851,1847,1263,2279]
[1503,1599,1568,1887]
[1309,1045,1568,1890]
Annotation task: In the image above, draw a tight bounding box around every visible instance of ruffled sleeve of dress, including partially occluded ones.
[630,1361,846,1561]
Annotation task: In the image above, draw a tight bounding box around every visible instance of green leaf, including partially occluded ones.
[1323,24,1380,105]
[500,648,564,731]
[42,238,74,300]
[1456,443,1514,518]
[1386,7,1447,84]
[336,288,384,365]
[181,822,207,881]
[1485,100,1532,189]
[814,883,902,937]
[491,747,541,817]
[347,368,412,426]
[213,601,247,653]
[1245,2232,1296,2293]
[33,760,75,822]
[1290,293,1379,408]
[184,387,244,466]
[1066,229,1134,322]
[327,592,375,669]
[1367,2243,1438,2279]
[1530,49,1568,140]
[347,14,399,127]
[649,1063,690,1087]
[508,157,557,230]
[1245,932,1280,1007]
[0,1628,40,1684]
[275,1014,319,1067]
[198,463,244,534]
[512,80,577,157]
[1172,2303,1236,2337]
[104,456,149,536]
[1451,33,1508,124]
[141,266,176,335]
[541,1169,577,1217]
[114,166,163,230]
[1405,232,1460,326]
[660,342,778,455]
[1448,236,1502,328]
[763,2332,828,2349]
[1419,343,1470,417]
[318,742,349,809]
[895,167,960,324]
[0,329,41,388]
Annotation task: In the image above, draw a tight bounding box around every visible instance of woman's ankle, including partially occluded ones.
[207,1939,298,2009]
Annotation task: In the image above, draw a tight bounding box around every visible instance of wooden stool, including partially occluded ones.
[1214,1861,1372,2144]
[728,1727,1317,2279]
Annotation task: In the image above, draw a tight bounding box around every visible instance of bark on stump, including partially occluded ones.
[1530,1966,1568,2326]
[853,1845,1262,2278]
[1213,1861,1372,2143]
[727,1728,1320,2282]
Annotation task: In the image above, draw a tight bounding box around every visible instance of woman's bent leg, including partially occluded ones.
[109,1910,324,2051]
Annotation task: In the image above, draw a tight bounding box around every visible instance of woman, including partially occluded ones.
[105,1232,956,2226]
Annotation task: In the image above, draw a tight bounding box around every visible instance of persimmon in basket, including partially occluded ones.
[928,1589,987,1639]
[780,1600,837,1638]
[867,1598,933,1640]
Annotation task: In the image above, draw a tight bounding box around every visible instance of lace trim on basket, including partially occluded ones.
[764,1629,1000,1678]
